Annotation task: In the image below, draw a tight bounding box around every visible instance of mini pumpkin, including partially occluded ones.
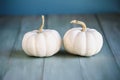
[63,20,103,56]
[22,15,61,57]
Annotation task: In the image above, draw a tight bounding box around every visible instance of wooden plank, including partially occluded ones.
[78,15,120,80]
[43,15,84,80]
[97,14,120,67]
[0,16,21,80]
[3,16,45,80]
[43,15,120,80]
[2,15,120,80]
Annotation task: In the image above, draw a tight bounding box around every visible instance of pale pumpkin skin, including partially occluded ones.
[63,20,103,56]
[22,29,61,57]
[22,15,61,57]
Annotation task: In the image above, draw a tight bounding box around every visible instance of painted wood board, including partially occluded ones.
[0,15,120,80]
[42,15,120,80]
[0,16,21,80]
[97,14,120,67]
[43,15,84,80]
[3,16,45,80]
[76,15,120,80]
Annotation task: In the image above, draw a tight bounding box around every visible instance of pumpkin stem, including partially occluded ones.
[70,20,87,32]
[39,15,45,32]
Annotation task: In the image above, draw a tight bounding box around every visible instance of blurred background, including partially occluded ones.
[0,0,120,15]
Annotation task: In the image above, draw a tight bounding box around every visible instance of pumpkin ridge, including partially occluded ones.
[24,33,35,55]
[63,30,72,53]
[68,29,78,54]
[43,31,57,56]
[86,31,97,56]
[22,34,30,55]
[43,33,47,56]
[42,34,47,57]
[34,34,38,56]
[86,31,90,56]
[36,33,46,57]
[91,31,100,54]
[26,33,36,56]
[43,31,51,56]
[50,30,61,54]
[22,32,34,54]
[80,32,86,55]
[85,32,87,56]
[31,35,36,56]
[73,32,81,55]
[94,31,103,53]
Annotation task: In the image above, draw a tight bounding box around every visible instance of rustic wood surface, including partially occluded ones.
[0,14,120,80]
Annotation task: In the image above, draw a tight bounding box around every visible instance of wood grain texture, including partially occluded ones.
[0,16,21,80]
[42,15,120,80]
[3,16,45,80]
[97,14,120,67]
[0,14,120,80]
[77,15,120,80]
[43,15,84,80]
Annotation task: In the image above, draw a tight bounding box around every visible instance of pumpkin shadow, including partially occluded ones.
[11,50,89,59]
[53,50,91,58]
[53,50,79,58]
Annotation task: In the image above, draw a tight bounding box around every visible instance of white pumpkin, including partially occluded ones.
[63,20,103,56]
[22,15,61,57]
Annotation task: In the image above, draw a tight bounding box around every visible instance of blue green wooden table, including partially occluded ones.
[0,14,120,80]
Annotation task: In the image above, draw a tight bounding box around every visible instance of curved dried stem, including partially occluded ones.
[70,20,87,32]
